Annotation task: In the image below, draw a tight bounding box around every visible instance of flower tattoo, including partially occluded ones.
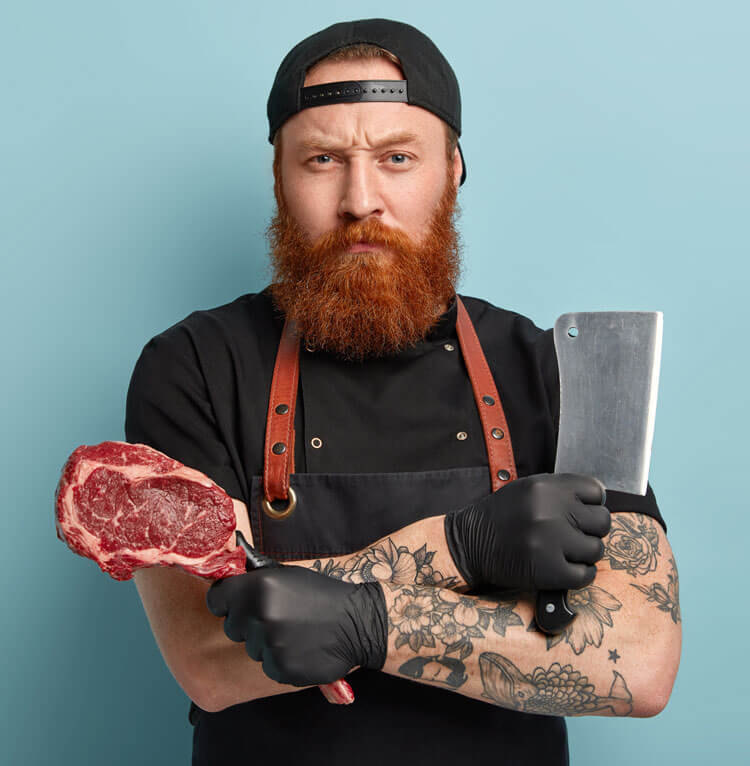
[389,586,524,685]
[631,557,681,624]
[311,538,457,588]
[545,585,622,654]
[603,514,660,577]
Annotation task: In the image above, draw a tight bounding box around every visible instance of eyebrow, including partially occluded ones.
[297,130,423,153]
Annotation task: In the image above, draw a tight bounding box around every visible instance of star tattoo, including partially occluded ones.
[608,649,621,663]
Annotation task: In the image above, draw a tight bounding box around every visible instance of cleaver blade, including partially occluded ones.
[534,311,663,634]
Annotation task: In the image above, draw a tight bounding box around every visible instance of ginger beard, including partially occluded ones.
[266,156,463,361]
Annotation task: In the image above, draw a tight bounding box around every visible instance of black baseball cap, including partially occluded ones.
[267,18,467,186]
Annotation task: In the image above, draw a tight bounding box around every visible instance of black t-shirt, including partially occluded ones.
[125,286,664,765]
[125,286,665,531]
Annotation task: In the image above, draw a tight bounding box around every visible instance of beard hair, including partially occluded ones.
[265,158,463,361]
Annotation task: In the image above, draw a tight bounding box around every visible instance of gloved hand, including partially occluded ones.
[444,473,611,591]
[206,565,388,686]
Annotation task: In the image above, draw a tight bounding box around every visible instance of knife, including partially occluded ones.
[534,311,663,634]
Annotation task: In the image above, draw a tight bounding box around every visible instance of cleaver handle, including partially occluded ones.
[535,590,576,634]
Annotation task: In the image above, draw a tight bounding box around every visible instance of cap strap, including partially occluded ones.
[301,80,408,108]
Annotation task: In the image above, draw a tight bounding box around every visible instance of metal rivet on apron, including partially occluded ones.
[275,403,289,414]
[456,431,468,440]
[497,469,511,481]
[482,395,495,406]
[444,343,455,351]
[305,342,315,353]
[491,427,505,440]
[311,437,323,449]
[272,442,286,455]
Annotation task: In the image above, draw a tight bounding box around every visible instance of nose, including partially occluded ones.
[337,159,384,222]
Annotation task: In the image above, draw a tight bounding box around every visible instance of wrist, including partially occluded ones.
[348,581,388,671]
[443,506,480,589]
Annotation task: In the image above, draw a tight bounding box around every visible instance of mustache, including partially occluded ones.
[309,218,414,257]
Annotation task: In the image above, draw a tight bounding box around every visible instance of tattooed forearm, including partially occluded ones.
[603,513,661,576]
[309,538,458,588]
[631,557,681,623]
[526,585,622,655]
[383,583,635,716]
[479,652,633,716]
[389,586,523,688]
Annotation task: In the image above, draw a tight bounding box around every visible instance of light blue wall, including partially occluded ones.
[2,1,747,762]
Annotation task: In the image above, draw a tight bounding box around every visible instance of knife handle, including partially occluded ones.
[534,590,576,634]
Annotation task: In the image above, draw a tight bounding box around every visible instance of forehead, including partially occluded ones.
[282,57,444,147]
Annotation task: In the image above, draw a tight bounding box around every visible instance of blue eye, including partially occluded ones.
[310,153,409,167]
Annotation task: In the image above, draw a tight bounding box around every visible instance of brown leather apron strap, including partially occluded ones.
[262,295,518,506]
[454,296,518,491]
[262,315,300,517]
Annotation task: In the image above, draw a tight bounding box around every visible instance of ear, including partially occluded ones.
[452,146,463,188]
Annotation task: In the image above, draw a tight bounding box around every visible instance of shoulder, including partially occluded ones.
[457,293,555,364]
[150,291,264,346]
[127,291,270,401]
[135,289,280,365]
[458,293,548,339]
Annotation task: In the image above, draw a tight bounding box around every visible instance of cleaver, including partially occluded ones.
[534,311,663,634]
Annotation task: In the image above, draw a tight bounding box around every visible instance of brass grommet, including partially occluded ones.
[311,437,323,449]
[262,486,297,520]
[444,343,455,351]
[456,431,468,441]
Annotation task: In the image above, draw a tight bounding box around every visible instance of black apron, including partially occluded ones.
[191,297,568,765]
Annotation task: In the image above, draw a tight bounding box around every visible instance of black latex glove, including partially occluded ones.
[444,473,610,591]
[206,566,388,686]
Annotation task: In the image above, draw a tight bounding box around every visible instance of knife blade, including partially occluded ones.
[534,311,663,634]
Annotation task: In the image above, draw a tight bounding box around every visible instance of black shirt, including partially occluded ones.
[125,286,665,531]
[124,285,665,765]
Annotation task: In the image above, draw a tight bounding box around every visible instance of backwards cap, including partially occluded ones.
[266,18,467,185]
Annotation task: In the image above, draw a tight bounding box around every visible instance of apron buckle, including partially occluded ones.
[262,486,298,520]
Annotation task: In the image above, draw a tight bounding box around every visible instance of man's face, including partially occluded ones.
[266,57,464,361]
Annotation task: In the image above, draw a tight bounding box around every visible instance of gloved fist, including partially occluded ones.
[206,565,387,687]
[444,473,610,591]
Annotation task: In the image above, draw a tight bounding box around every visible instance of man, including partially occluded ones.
[125,18,681,765]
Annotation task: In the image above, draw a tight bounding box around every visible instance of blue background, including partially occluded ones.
[2,1,747,762]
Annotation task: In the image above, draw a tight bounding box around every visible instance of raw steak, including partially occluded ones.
[55,441,245,581]
[55,440,354,705]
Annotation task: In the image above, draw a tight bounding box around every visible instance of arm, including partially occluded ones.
[202,473,620,710]
[379,512,681,717]
[125,326,468,712]
[291,513,464,588]
[133,499,289,711]
[134,497,464,712]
